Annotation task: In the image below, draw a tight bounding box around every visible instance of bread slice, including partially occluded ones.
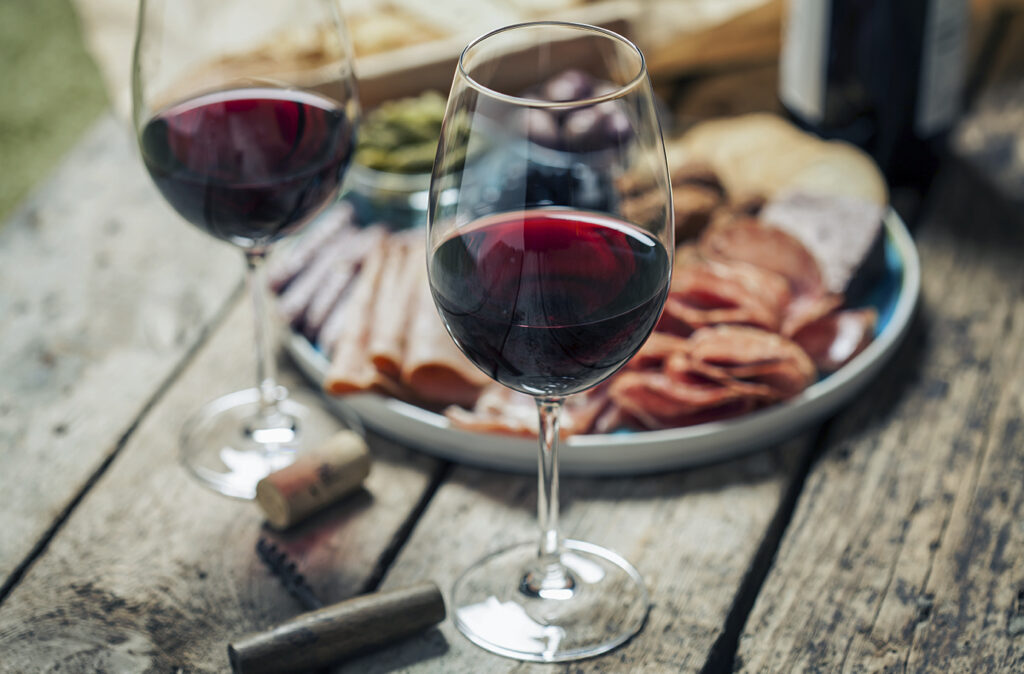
[670,113,890,206]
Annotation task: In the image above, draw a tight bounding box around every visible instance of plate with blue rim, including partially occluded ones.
[286,209,920,475]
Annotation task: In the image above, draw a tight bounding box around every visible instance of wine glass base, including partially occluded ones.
[179,387,360,499]
[452,539,650,662]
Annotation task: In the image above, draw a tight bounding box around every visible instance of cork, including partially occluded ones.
[255,430,370,529]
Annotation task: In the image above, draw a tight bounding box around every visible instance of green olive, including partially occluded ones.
[354,91,448,173]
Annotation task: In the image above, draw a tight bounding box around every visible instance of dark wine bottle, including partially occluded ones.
[779,0,968,190]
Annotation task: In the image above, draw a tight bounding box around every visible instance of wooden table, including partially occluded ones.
[2,17,1023,673]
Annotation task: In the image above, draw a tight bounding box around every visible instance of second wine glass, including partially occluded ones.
[428,22,674,662]
[132,0,360,498]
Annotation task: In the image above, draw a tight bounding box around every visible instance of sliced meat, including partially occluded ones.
[663,349,777,401]
[699,220,826,298]
[780,291,845,338]
[276,234,351,329]
[322,235,393,396]
[760,190,886,299]
[445,385,539,438]
[670,160,726,195]
[268,201,355,292]
[276,221,384,333]
[401,257,490,409]
[608,371,756,430]
[446,383,620,438]
[686,325,817,402]
[304,225,387,337]
[793,308,877,373]
[368,233,422,380]
[626,332,692,371]
[659,246,791,336]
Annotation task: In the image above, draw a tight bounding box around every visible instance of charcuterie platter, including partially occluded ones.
[274,109,920,474]
[283,207,917,475]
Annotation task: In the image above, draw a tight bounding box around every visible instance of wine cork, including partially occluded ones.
[255,431,370,529]
[228,582,446,674]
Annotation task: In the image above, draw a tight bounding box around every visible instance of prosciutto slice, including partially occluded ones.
[626,332,692,371]
[267,202,355,292]
[699,220,826,298]
[445,385,539,438]
[607,325,815,429]
[608,370,756,429]
[445,383,613,437]
[401,257,490,409]
[659,246,791,336]
[304,225,387,336]
[368,232,422,380]
[792,308,877,373]
[323,236,397,396]
[698,220,846,339]
[684,325,817,402]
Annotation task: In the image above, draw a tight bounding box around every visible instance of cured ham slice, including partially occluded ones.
[304,225,387,336]
[608,371,756,429]
[401,258,490,409]
[696,220,845,339]
[626,332,692,371]
[445,384,612,437]
[368,232,422,380]
[780,291,844,338]
[659,246,791,336]
[276,234,351,328]
[323,236,395,396]
[685,325,816,402]
[268,202,355,292]
[276,221,384,332]
[445,385,539,438]
[793,308,877,373]
[699,221,825,298]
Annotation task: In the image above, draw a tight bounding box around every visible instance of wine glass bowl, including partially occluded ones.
[428,22,673,661]
[132,0,360,498]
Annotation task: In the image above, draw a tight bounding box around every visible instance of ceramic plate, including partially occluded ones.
[286,210,920,475]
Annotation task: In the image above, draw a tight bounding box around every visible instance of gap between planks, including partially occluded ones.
[359,460,454,595]
[701,419,835,673]
[0,281,245,607]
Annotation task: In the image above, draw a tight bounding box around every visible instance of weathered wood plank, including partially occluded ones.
[0,115,240,590]
[735,163,1024,672]
[0,296,442,672]
[337,440,808,672]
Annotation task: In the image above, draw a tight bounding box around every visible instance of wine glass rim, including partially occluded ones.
[457,21,648,109]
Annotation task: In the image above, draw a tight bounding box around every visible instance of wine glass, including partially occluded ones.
[132,0,359,498]
[427,22,673,661]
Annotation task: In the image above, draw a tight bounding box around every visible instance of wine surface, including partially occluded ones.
[141,87,354,247]
[430,210,670,396]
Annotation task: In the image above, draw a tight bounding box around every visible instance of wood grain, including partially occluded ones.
[0,115,240,590]
[735,163,1024,671]
[0,296,442,672]
[647,0,782,79]
[337,440,808,672]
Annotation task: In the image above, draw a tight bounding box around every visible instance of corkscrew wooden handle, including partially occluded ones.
[228,582,445,673]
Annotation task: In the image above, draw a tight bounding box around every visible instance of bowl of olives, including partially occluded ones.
[343,91,446,229]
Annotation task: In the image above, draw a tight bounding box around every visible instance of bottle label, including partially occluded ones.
[779,0,830,124]
[917,0,968,136]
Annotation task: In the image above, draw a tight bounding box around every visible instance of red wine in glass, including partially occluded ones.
[430,209,670,396]
[140,87,354,247]
[132,0,360,500]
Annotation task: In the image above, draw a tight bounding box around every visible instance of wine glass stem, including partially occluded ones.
[534,396,570,583]
[245,249,285,423]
